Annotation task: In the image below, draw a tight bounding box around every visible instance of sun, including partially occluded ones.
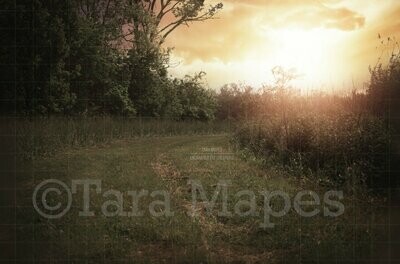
[229,27,349,91]
[272,28,346,87]
[275,29,326,74]
[237,27,347,90]
[170,27,352,91]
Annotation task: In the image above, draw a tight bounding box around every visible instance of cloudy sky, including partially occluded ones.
[165,0,400,91]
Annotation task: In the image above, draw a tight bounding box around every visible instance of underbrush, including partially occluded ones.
[233,113,391,188]
[5,116,233,159]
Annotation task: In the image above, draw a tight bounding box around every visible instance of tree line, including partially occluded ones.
[0,0,222,120]
[1,1,398,124]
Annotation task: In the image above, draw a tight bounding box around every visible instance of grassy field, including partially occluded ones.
[13,134,391,263]
[12,117,233,159]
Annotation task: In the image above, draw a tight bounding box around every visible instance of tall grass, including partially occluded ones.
[11,117,234,159]
[233,112,391,188]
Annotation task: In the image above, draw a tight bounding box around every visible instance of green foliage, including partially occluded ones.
[7,0,76,114]
[174,73,217,120]
[105,84,136,115]
[126,44,173,117]
[216,84,259,120]
[1,0,220,119]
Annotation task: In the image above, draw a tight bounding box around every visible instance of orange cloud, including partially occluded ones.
[281,6,365,31]
[166,3,268,62]
[166,0,366,62]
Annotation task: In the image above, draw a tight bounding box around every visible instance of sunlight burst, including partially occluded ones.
[268,28,345,88]
[231,28,350,90]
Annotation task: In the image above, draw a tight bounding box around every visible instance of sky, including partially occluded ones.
[165,0,400,92]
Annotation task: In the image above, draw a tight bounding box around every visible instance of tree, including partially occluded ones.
[119,0,223,45]
[121,0,222,117]
[175,72,216,120]
[9,0,78,115]
[261,66,300,150]
[0,0,221,117]
[216,84,259,120]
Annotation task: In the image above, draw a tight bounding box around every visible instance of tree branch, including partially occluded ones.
[157,0,180,23]
[102,0,112,25]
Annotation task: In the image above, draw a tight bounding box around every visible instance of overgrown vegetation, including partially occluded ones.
[0,0,222,119]
[229,46,398,189]
[233,110,390,188]
[368,36,400,127]
[1,0,399,261]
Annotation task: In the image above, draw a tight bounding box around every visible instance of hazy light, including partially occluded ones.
[259,28,348,90]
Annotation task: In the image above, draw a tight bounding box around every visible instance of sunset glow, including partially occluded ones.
[166,0,400,90]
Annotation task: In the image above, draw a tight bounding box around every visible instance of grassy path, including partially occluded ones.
[17,135,384,263]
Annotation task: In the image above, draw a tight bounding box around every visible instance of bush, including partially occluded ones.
[174,73,217,121]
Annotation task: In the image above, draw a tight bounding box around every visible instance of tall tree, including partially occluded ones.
[120,0,222,117]
[1,0,221,117]
[119,0,223,45]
